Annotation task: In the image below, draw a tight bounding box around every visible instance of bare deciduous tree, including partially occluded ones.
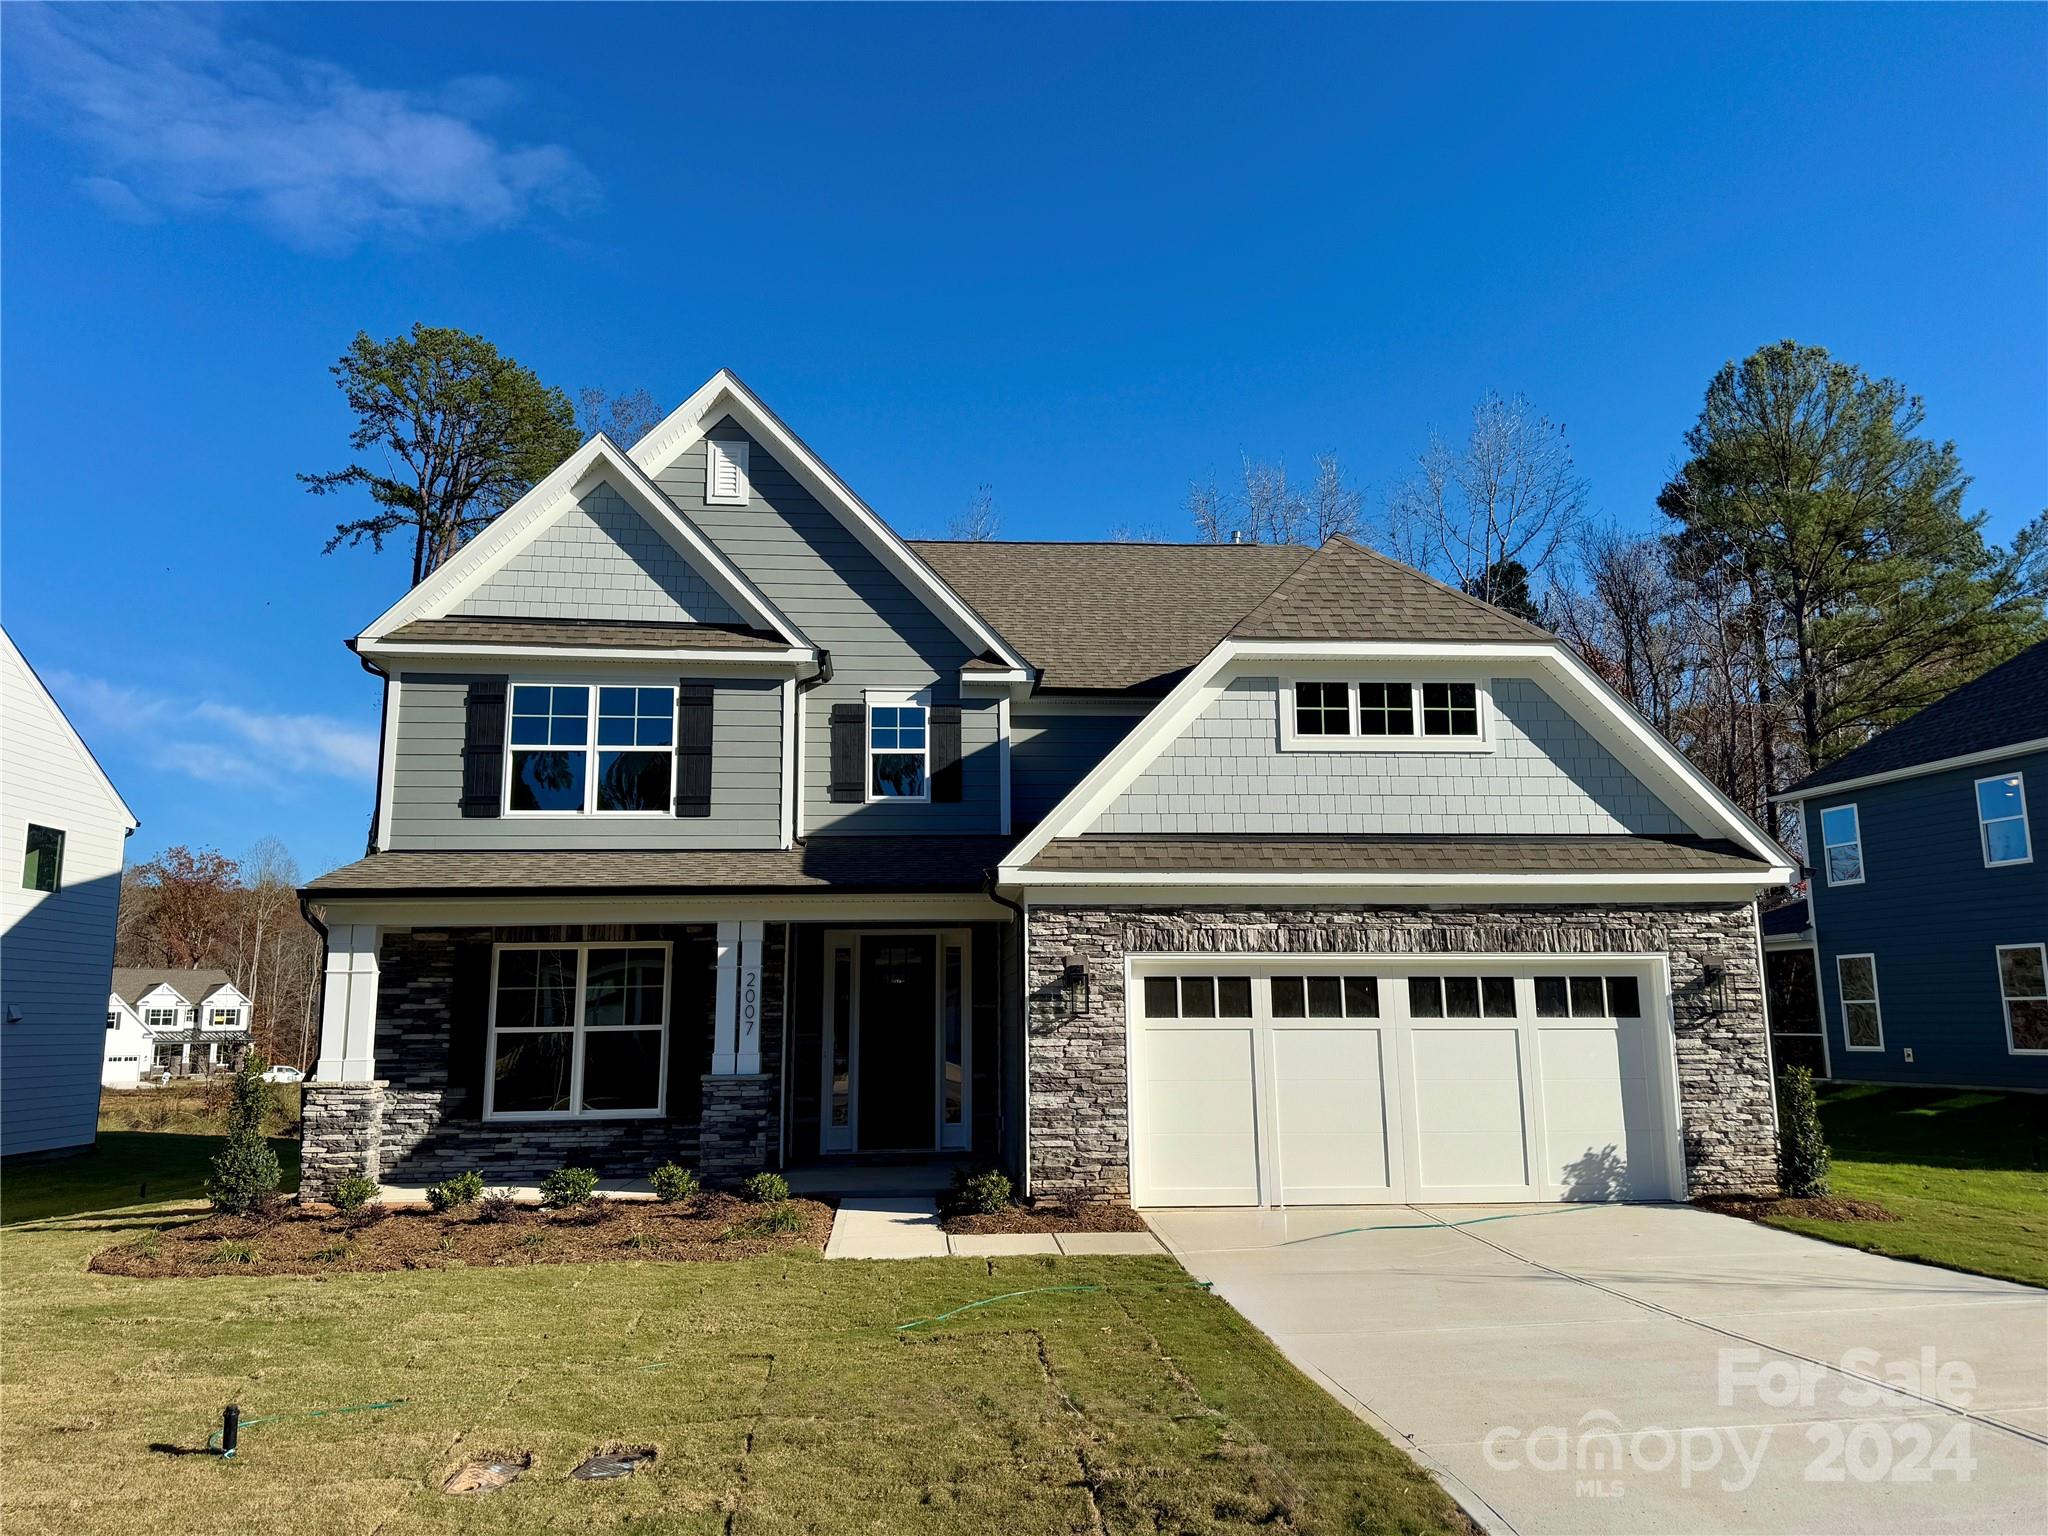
[1187,475,1234,543]
[1384,391,1587,607]
[1305,454,1364,545]
[577,386,668,449]
[948,484,1001,542]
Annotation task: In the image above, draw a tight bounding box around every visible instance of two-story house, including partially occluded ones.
[2,626,137,1157]
[1774,639,2047,1089]
[298,371,1795,1208]
[103,968,255,1086]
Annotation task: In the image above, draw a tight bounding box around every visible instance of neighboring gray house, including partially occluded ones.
[1,626,138,1158]
[299,370,1795,1207]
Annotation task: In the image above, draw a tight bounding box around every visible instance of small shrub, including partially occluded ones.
[428,1171,486,1212]
[540,1166,600,1208]
[949,1167,1014,1216]
[439,1234,459,1255]
[210,1239,259,1266]
[331,1174,378,1215]
[625,1224,658,1251]
[649,1162,700,1203]
[313,1240,350,1264]
[139,1097,176,1133]
[1777,1065,1832,1199]
[136,1229,162,1261]
[741,1171,790,1204]
[477,1190,519,1224]
[519,1231,548,1250]
[206,1055,281,1216]
[723,1205,804,1240]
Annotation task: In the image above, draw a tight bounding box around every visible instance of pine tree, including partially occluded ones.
[207,1053,282,1215]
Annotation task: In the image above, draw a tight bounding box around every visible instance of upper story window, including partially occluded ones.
[145,1006,178,1031]
[209,1008,239,1030]
[21,824,63,893]
[868,699,929,800]
[1281,679,1488,751]
[106,1012,118,1032]
[1998,943,2047,1055]
[1818,804,1863,886]
[507,683,674,814]
[1976,773,2032,867]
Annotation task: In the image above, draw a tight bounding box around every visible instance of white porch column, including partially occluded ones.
[711,919,741,1075]
[313,923,380,1083]
[736,920,766,1074]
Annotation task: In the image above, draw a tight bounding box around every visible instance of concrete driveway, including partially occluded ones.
[1148,1203,2048,1535]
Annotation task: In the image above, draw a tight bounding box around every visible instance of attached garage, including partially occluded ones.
[1128,958,1684,1207]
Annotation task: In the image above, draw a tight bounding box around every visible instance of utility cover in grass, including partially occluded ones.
[572,1446,655,1481]
[445,1452,530,1494]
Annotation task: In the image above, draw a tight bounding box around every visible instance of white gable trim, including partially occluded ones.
[1771,739,2048,803]
[1,626,138,829]
[631,371,1030,673]
[355,435,810,651]
[1000,637,1793,880]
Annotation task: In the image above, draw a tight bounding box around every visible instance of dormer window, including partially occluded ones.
[706,438,750,505]
[1280,678,1490,752]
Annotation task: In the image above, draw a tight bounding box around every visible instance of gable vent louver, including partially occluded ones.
[706,438,750,505]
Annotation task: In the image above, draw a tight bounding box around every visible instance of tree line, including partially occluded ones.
[304,329,2044,838]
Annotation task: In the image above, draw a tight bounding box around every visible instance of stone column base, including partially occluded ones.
[299,1080,385,1201]
[699,1074,777,1183]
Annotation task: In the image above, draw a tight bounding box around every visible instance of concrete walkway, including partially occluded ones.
[1149,1202,2048,1536]
[823,1196,1166,1259]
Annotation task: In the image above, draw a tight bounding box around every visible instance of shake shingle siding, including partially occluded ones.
[386,670,782,850]
[653,419,1000,835]
[451,484,746,625]
[1095,675,1686,836]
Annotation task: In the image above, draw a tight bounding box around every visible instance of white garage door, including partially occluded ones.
[1130,963,1679,1206]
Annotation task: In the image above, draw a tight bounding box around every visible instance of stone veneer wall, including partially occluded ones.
[1023,903,1776,1204]
[299,924,782,1199]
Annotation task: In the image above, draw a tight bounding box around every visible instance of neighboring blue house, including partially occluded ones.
[1775,640,2048,1090]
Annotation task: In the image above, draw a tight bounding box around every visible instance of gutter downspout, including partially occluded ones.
[983,869,1030,1196]
[792,650,833,845]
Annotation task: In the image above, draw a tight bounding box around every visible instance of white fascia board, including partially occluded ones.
[1771,739,2048,803]
[1761,930,1817,950]
[998,875,1789,905]
[354,434,809,650]
[0,625,139,829]
[316,893,1008,928]
[362,642,815,669]
[630,371,1029,672]
[998,868,1789,893]
[959,668,1034,689]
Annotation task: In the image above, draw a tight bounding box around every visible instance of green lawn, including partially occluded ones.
[0,1155,1464,1536]
[1,1131,300,1226]
[1764,1083,2048,1287]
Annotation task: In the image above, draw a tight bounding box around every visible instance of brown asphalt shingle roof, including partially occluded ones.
[110,967,236,1009]
[908,540,1313,693]
[1228,535,1552,645]
[303,838,1019,897]
[380,617,793,652]
[1024,834,1768,876]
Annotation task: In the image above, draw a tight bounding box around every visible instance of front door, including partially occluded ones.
[818,929,974,1155]
[856,935,937,1150]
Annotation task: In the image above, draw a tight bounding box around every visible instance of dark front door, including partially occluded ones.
[857,935,937,1150]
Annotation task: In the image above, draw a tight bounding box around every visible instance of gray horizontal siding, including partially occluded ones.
[1096,675,1687,836]
[387,668,781,850]
[453,482,745,625]
[1011,712,1137,826]
[657,419,998,834]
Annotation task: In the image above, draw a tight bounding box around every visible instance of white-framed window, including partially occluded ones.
[1836,952,1883,1051]
[1819,804,1864,886]
[1996,943,2047,1055]
[705,438,750,505]
[486,942,670,1120]
[1280,678,1490,751]
[506,683,675,815]
[1976,773,2032,867]
[209,1008,238,1030]
[867,693,930,801]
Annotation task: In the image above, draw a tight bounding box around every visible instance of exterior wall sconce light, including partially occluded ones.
[1060,958,1090,1016]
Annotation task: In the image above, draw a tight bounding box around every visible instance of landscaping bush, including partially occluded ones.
[723,1204,804,1240]
[331,1174,378,1215]
[477,1190,519,1223]
[1777,1064,1832,1199]
[427,1170,486,1212]
[650,1162,700,1203]
[539,1166,600,1208]
[742,1171,790,1204]
[206,1054,281,1215]
[948,1167,1014,1216]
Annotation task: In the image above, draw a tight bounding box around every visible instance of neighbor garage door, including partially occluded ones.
[1130,962,1680,1206]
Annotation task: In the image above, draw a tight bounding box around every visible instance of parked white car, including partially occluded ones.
[259,1065,305,1084]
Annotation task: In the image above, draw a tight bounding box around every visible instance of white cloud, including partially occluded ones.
[46,669,377,794]
[7,4,596,252]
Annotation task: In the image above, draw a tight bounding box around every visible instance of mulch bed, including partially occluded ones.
[1702,1194,1898,1225]
[89,1193,835,1277]
[942,1200,1151,1236]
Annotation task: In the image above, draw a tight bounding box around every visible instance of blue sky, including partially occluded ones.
[4,3,2042,879]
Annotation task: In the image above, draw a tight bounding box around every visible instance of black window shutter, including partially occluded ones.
[829,702,865,802]
[460,679,508,818]
[450,937,494,1116]
[931,706,963,802]
[674,682,714,817]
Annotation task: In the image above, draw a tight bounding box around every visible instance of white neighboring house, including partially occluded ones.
[105,969,254,1085]
[1,627,138,1157]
